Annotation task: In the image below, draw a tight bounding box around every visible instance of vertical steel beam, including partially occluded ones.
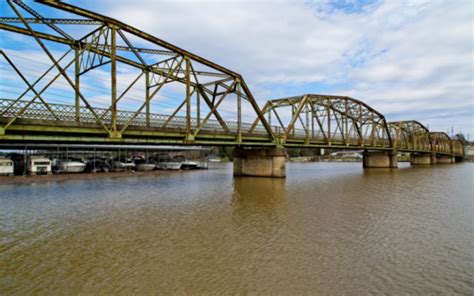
[196,88,200,129]
[110,25,118,137]
[145,70,150,127]
[74,46,80,121]
[237,79,242,143]
[345,99,349,146]
[185,56,192,141]
[371,111,375,146]
[305,105,309,144]
[359,104,363,147]
[292,104,296,137]
[327,103,331,145]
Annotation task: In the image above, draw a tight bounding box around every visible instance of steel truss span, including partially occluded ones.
[0,1,466,158]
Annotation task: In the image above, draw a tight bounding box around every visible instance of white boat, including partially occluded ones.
[135,163,156,171]
[207,157,221,162]
[196,161,208,169]
[156,155,207,170]
[133,157,156,171]
[53,159,86,173]
[0,158,14,176]
[110,159,135,171]
[157,161,182,170]
[28,156,52,175]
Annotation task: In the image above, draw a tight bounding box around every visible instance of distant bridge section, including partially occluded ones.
[250,94,392,149]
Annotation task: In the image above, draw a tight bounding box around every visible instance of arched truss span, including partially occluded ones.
[250,94,392,149]
[429,132,452,155]
[0,0,274,144]
[389,120,431,152]
[450,136,465,157]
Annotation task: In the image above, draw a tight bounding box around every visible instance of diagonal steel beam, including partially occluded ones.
[0,51,60,120]
[0,49,71,116]
[7,0,111,135]
[118,57,185,134]
[13,0,74,40]
[192,81,236,137]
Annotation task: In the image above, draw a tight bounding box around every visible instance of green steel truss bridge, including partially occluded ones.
[0,1,466,161]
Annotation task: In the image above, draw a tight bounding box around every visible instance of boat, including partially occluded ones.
[52,159,86,173]
[196,161,208,169]
[28,156,52,175]
[154,154,180,170]
[85,158,111,173]
[0,158,14,176]
[207,157,221,162]
[110,158,135,171]
[156,155,207,170]
[173,155,199,169]
[133,157,156,171]
[135,163,156,171]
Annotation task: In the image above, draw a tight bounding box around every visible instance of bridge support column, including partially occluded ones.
[233,147,286,178]
[363,150,398,168]
[437,155,455,164]
[410,153,436,165]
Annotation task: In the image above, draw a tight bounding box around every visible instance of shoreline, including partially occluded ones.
[0,169,191,186]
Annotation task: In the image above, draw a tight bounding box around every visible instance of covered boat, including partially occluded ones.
[28,156,52,175]
[133,157,155,171]
[53,159,86,173]
[0,158,14,176]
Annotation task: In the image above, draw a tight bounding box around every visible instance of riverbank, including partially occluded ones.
[0,169,189,185]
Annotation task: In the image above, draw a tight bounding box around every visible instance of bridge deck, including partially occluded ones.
[0,98,461,157]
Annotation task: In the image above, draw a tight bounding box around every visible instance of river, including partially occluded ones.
[1,162,473,294]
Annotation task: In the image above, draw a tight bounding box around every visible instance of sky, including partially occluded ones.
[1,0,473,138]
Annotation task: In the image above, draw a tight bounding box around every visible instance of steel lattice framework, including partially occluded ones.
[389,120,431,152]
[429,132,453,155]
[250,94,392,149]
[0,1,466,158]
[0,0,274,146]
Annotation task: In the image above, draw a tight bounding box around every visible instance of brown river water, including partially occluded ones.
[1,162,473,295]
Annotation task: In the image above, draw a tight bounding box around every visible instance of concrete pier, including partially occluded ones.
[233,147,287,178]
[437,155,455,164]
[410,153,436,165]
[362,150,398,168]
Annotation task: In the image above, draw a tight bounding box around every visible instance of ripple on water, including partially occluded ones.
[0,162,473,294]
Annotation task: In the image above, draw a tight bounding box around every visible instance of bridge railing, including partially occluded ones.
[284,128,391,147]
[0,98,275,137]
[0,98,394,148]
[0,98,466,156]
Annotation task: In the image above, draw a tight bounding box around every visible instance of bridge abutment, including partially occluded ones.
[410,153,436,165]
[437,155,455,164]
[233,147,286,178]
[362,150,398,168]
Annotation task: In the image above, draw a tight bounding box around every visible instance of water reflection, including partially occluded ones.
[231,176,287,223]
[1,162,472,294]
[232,177,287,212]
[233,176,286,200]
